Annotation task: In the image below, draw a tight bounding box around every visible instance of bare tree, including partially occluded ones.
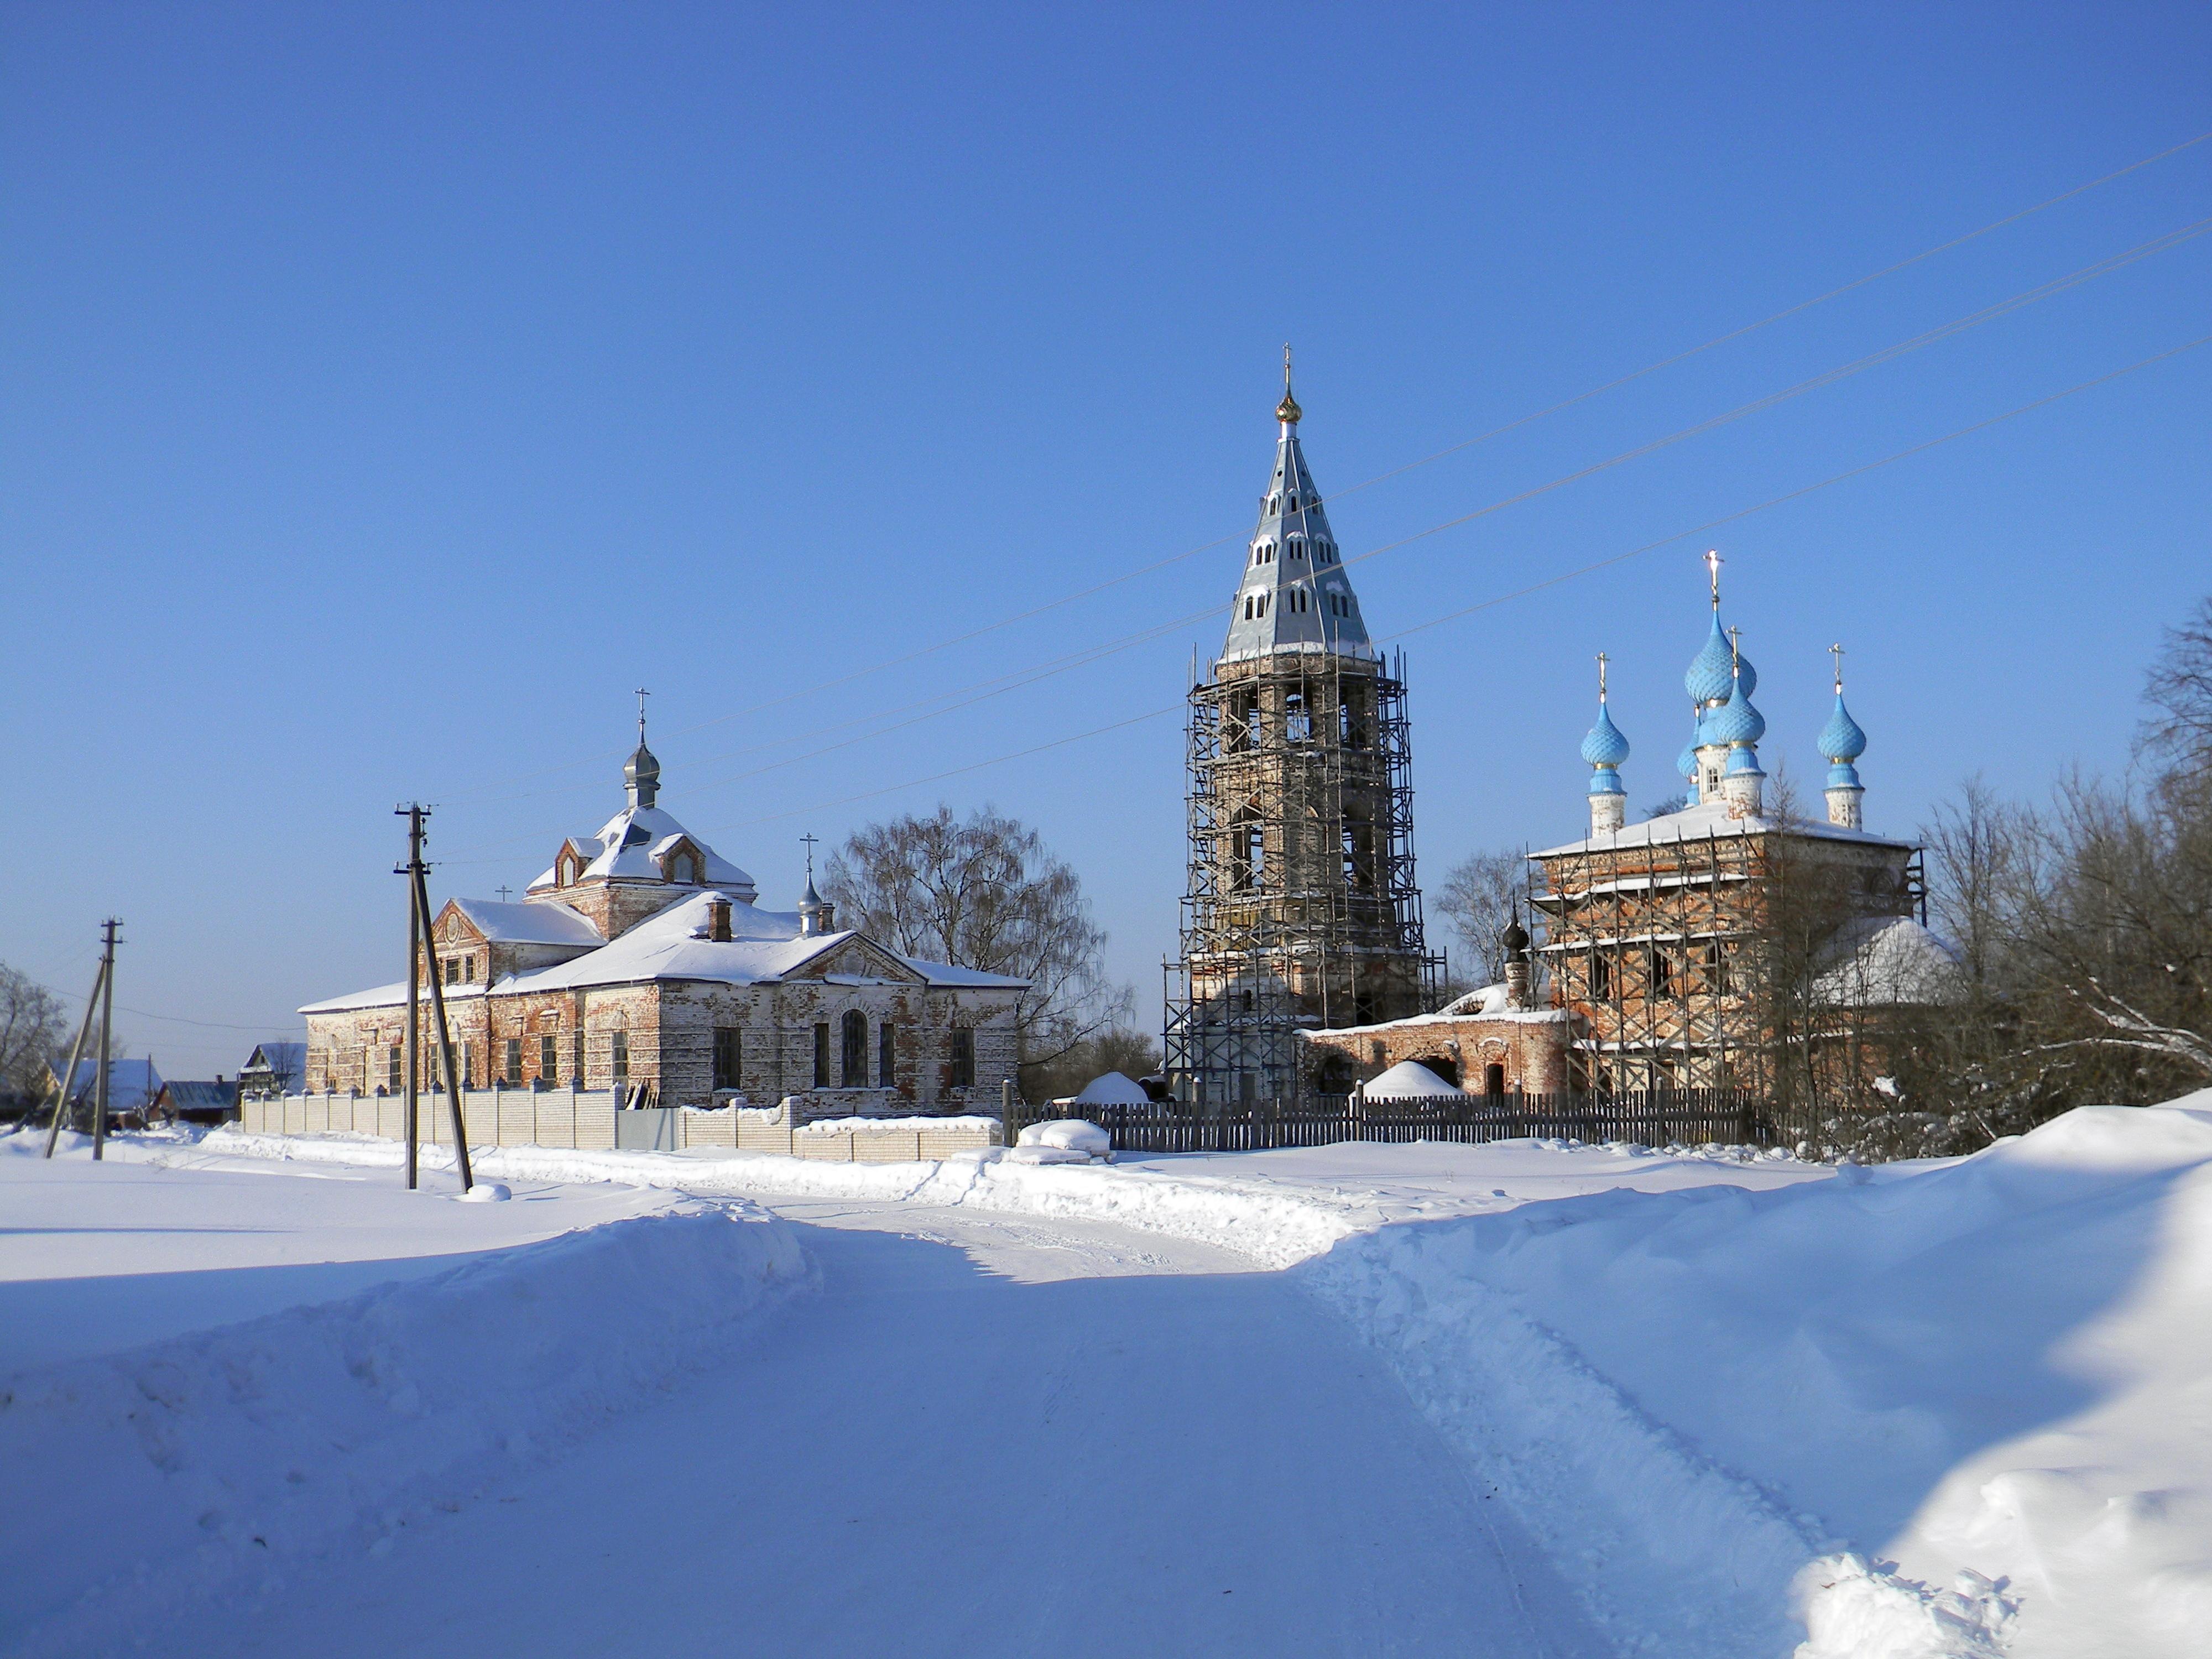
[1921,776,2033,987]
[1434,848,1529,988]
[0,964,69,1112]
[2143,593,2212,771]
[824,806,1126,1091]
[1022,1026,1162,1104]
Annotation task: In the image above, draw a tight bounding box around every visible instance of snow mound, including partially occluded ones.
[1065,1071,1150,1106]
[1364,1060,1466,1099]
[1009,1119,1114,1164]
[0,1201,806,1655]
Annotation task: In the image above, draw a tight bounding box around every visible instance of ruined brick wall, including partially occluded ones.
[1302,1011,1573,1095]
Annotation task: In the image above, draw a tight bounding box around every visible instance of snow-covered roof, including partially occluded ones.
[241,1040,306,1077]
[53,1057,163,1110]
[1812,915,1964,1008]
[526,804,758,902]
[1363,1060,1467,1100]
[448,898,603,947]
[1306,985,1569,1037]
[302,891,1026,1014]
[1533,796,1912,860]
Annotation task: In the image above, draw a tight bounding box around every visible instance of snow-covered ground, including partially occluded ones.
[8,1098,2212,1656]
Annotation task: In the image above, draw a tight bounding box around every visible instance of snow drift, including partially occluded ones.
[0,1200,805,1657]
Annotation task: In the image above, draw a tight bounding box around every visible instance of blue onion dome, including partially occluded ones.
[1676,734,1700,779]
[1685,615,1757,705]
[1704,677,1766,747]
[1818,692,1867,763]
[1580,702,1630,768]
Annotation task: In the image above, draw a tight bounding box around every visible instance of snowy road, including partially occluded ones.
[147,1196,1603,1658]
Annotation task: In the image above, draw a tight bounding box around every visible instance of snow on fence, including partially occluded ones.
[1006,1088,1775,1155]
[239,1089,1000,1162]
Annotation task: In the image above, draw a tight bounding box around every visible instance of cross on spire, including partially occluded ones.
[634,687,650,742]
[800,832,818,880]
[1728,625,1743,677]
[1704,550,1724,611]
[1596,651,1610,701]
[1276,342,1302,426]
[1830,642,1846,693]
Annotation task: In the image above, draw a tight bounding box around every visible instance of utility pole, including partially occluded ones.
[399,805,425,1190]
[91,919,119,1161]
[41,953,108,1159]
[410,836,474,1193]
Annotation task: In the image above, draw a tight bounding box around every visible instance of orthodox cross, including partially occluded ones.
[1830,642,1846,693]
[1596,651,1610,701]
[1728,625,1743,679]
[634,687,650,742]
[800,832,819,881]
[496,885,513,902]
[1704,549,1724,609]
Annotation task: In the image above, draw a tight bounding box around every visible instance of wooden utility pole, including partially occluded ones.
[399,805,425,1190]
[411,847,474,1192]
[41,955,107,1159]
[90,919,119,1161]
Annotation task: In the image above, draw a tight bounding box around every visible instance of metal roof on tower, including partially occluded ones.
[1218,351,1376,667]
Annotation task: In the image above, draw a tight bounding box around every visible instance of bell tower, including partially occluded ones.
[1165,357,1441,1106]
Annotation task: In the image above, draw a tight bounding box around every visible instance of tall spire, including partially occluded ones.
[624,689,660,809]
[1220,359,1373,666]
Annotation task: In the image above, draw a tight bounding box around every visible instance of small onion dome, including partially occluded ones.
[1580,702,1630,768]
[624,739,661,806]
[1686,614,1757,705]
[1724,743,1766,778]
[1704,677,1767,747]
[1500,916,1531,955]
[800,874,824,910]
[1276,386,1302,424]
[1818,692,1867,763]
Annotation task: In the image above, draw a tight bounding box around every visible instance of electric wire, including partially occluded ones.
[440,132,2212,804]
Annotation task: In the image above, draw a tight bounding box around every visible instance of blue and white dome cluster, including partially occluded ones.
[1580,556,1872,834]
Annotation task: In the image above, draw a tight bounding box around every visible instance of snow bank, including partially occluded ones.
[1363,1058,1466,1099]
[1009,1118,1114,1163]
[0,1200,805,1657]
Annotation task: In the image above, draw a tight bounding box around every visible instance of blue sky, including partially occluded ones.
[3,2,2207,1071]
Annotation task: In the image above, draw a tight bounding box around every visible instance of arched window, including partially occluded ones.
[840,1010,867,1088]
[1244,596,1255,620]
[1285,693,1311,742]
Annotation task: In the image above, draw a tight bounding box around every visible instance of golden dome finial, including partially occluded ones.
[1276,342,1301,425]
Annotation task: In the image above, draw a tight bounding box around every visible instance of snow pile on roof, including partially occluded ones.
[1066,1071,1149,1106]
[529,804,758,901]
[0,1198,803,1652]
[1812,914,1964,1006]
[1362,1060,1466,1100]
[1536,794,1908,857]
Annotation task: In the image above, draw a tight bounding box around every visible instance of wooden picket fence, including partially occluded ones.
[1006,1088,1778,1155]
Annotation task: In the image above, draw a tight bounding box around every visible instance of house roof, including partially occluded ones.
[241,1040,306,1075]
[447,898,603,947]
[301,890,1027,1014]
[1532,796,1913,860]
[1812,915,1964,1007]
[526,804,757,901]
[161,1079,239,1110]
[51,1057,163,1110]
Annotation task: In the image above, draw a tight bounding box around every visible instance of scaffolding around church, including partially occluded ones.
[1528,825,1927,1093]
[1165,646,1443,1107]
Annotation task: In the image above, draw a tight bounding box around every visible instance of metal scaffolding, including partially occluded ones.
[1165,646,1442,1107]
[1530,822,1925,1093]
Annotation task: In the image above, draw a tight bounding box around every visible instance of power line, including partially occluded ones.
[439,131,2211,806]
[688,331,2211,836]
[430,215,2210,864]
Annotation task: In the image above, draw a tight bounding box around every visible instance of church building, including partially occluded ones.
[1165,359,1443,1105]
[300,728,1025,1115]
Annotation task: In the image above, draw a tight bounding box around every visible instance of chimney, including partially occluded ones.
[707,896,732,942]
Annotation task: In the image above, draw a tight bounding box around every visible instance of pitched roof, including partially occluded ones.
[1532,796,1913,860]
[242,1040,306,1076]
[1218,403,1375,667]
[526,804,758,901]
[52,1057,163,1110]
[300,890,1027,1013]
[447,898,603,946]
